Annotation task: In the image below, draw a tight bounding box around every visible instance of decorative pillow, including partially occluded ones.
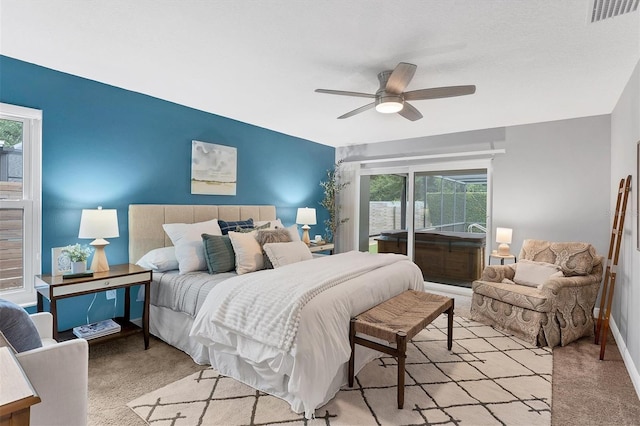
[228,231,264,274]
[285,224,301,242]
[263,241,313,268]
[254,219,285,229]
[513,259,563,288]
[218,219,254,235]
[163,219,222,274]
[136,247,179,272]
[234,222,270,233]
[0,299,42,353]
[202,234,235,274]
[255,229,292,269]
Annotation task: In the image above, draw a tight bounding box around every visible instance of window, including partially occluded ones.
[0,103,42,306]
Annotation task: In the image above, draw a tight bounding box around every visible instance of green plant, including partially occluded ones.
[319,159,350,242]
[62,244,93,262]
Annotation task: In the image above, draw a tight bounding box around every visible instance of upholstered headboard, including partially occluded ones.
[128,204,277,263]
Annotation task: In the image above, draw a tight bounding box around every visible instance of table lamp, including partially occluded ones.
[496,227,513,256]
[79,206,119,272]
[296,207,317,246]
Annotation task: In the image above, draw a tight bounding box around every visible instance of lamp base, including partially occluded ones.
[90,239,111,272]
[301,225,311,246]
[497,243,511,256]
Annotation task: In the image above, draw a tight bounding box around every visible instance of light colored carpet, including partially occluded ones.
[128,315,552,425]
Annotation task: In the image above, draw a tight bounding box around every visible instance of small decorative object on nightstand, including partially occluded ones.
[296,207,317,246]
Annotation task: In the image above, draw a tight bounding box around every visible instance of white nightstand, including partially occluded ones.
[489,253,517,265]
[309,243,334,254]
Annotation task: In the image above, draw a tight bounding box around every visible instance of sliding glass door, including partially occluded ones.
[359,162,490,289]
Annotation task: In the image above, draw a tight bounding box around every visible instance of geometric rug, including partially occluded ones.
[128,315,552,425]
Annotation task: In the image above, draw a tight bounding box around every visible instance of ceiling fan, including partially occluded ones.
[315,62,476,121]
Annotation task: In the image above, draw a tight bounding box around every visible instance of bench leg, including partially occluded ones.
[396,331,407,409]
[447,300,454,351]
[348,318,356,387]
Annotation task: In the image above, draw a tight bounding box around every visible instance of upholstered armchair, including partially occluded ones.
[14,312,89,426]
[470,239,603,347]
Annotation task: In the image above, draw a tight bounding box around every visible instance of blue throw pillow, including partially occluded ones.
[0,299,42,353]
[218,218,254,235]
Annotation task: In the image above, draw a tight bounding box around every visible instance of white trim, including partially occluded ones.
[0,103,42,306]
[424,281,473,297]
[609,315,640,399]
[350,149,506,165]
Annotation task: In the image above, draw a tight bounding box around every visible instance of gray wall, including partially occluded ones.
[610,60,640,389]
[337,115,611,258]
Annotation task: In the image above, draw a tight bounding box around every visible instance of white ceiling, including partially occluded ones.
[1,1,639,148]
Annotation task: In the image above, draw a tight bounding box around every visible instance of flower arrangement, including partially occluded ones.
[62,244,93,262]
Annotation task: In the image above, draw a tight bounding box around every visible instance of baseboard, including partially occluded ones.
[131,317,142,328]
[608,316,640,399]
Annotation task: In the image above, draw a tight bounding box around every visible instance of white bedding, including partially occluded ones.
[190,251,423,418]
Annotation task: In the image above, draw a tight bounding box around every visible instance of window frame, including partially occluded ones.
[0,103,42,307]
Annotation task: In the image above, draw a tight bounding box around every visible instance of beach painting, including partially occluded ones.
[191,141,237,195]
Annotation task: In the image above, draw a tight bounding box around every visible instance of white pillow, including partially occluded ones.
[513,259,563,288]
[136,247,178,272]
[228,231,263,275]
[253,219,285,229]
[285,224,301,242]
[162,219,222,274]
[263,241,312,268]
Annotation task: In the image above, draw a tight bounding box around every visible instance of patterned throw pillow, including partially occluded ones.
[201,234,235,274]
[234,222,270,233]
[255,229,292,269]
[218,219,254,235]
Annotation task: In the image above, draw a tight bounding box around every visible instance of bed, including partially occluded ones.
[128,204,424,418]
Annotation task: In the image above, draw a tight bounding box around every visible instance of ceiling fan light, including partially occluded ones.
[375,99,403,113]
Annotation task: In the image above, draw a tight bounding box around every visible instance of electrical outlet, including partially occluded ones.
[106,289,117,300]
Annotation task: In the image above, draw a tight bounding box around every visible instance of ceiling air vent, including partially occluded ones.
[591,0,639,22]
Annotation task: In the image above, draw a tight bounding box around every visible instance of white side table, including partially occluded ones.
[489,253,517,265]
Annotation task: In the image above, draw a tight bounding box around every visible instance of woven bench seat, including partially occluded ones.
[348,290,454,409]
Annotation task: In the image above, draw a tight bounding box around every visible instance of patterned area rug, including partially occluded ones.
[128,315,552,425]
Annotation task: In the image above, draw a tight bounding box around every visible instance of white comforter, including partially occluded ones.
[190,251,423,418]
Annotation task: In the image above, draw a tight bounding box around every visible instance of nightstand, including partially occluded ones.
[309,242,335,254]
[489,253,517,265]
[35,264,152,349]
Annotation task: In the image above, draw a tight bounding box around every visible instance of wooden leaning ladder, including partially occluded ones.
[595,175,631,360]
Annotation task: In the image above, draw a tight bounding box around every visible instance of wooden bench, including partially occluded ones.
[348,290,454,409]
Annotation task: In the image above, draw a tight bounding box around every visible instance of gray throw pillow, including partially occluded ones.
[202,234,236,274]
[0,299,42,353]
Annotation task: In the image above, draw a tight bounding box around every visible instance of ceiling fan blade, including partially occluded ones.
[404,85,476,101]
[386,62,417,94]
[338,102,375,119]
[315,89,376,99]
[398,102,422,121]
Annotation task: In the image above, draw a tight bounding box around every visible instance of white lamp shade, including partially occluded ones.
[296,207,317,225]
[78,208,119,239]
[496,227,513,244]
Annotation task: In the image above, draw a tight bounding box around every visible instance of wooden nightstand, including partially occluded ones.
[0,347,41,426]
[309,242,334,254]
[35,264,152,349]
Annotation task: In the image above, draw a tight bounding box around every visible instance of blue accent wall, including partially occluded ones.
[1,55,335,330]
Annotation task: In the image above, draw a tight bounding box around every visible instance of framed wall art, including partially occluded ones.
[191,140,237,196]
[51,247,71,276]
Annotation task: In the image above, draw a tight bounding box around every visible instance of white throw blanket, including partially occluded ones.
[197,251,409,352]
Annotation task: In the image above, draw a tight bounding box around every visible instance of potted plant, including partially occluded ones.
[319,159,350,243]
[62,244,93,274]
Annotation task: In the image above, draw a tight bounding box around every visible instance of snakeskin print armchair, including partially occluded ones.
[470,239,603,347]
